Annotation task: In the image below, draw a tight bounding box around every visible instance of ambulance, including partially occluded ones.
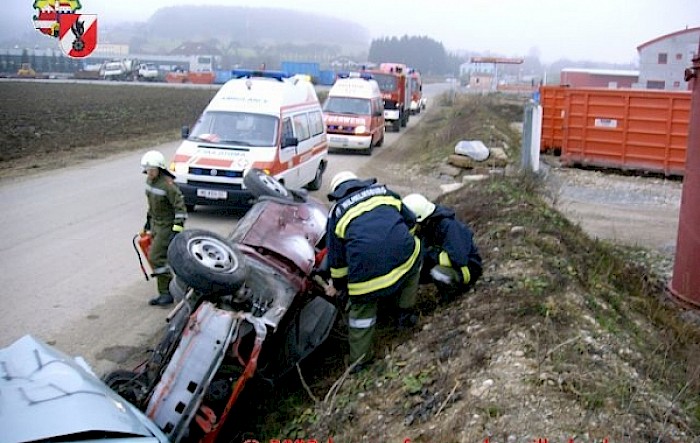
[170,70,328,210]
[322,72,385,155]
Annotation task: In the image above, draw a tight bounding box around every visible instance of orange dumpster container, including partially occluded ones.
[539,85,567,153]
[560,88,691,176]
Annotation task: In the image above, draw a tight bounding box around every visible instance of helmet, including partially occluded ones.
[329,171,357,192]
[141,150,166,171]
[402,193,436,222]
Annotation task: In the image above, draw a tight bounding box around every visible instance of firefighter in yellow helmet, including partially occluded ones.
[402,193,482,302]
[140,150,187,306]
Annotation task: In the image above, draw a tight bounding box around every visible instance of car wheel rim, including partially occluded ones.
[259,173,289,196]
[187,236,239,273]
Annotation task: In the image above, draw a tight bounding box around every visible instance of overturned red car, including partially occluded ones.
[105,169,340,442]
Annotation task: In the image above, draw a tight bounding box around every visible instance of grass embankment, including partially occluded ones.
[247,93,700,442]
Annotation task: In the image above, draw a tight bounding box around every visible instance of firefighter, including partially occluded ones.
[325,171,422,373]
[140,150,187,306]
[402,193,482,302]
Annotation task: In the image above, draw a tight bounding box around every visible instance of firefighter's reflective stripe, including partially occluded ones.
[335,196,402,238]
[438,251,471,284]
[145,184,167,196]
[331,266,348,279]
[348,237,421,295]
[172,225,184,232]
[174,212,187,221]
[349,316,376,329]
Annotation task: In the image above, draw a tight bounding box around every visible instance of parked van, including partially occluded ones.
[322,72,385,155]
[170,70,328,210]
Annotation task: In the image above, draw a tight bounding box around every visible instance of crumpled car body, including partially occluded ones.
[105,170,338,442]
[0,335,169,443]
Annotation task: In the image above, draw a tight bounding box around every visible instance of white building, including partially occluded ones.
[637,26,700,90]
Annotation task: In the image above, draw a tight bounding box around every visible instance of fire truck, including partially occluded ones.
[366,62,411,132]
[409,69,426,114]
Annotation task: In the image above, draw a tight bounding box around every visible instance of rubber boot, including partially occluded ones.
[149,293,174,306]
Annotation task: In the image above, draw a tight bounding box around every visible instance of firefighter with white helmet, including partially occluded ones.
[325,171,422,373]
[140,150,187,306]
[402,193,482,302]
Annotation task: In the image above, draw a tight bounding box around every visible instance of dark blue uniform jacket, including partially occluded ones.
[326,178,421,299]
[421,204,482,285]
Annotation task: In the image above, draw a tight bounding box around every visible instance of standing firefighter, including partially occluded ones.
[402,193,482,302]
[140,150,187,306]
[325,171,422,373]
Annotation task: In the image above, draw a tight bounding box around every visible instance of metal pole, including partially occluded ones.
[668,37,700,308]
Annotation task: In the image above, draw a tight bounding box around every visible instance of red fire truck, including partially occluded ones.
[366,63,411,132]
[409,69,426,115]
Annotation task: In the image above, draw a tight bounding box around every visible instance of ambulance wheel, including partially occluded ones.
[305,163,324,191]
[167,229,246,294]
[375,132,384,147]
[244,168,293,201]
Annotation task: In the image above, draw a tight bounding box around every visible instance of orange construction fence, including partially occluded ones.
[539,86,691,175]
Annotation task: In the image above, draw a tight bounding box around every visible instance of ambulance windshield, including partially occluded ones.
[189,111,278,147]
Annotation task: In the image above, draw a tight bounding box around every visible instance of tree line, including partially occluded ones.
[368,35,464,75]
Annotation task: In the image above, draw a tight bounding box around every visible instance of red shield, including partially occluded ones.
[59,14,97,58]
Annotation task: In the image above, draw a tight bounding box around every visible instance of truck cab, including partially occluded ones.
[366,63,411,132]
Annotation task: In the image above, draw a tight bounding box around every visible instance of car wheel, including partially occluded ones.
[375,131,384,147]
[243,168,293,200]
[167,229,246,294]
[305,163,324,191]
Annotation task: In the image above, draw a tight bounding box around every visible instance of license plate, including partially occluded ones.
[197,188,227,200]
[330,136,348,146]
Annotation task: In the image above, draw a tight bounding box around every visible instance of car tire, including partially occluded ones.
[244,168,293,201]
[167,229,246,294]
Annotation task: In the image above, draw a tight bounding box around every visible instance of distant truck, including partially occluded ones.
[409,69,426,114]
[137,63,160,81]
[366,62,411,132]
[100,59,139,81]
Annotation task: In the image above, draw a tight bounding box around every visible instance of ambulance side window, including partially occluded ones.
[282,118,295,144]
[308,110,324,136]
[293,113,310,142]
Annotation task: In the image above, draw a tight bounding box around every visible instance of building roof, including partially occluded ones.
[561,68,639,76]
[636,26,700,52]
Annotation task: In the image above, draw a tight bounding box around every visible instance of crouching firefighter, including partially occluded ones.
[402,193,482,303]
[324,171,422,373]
[140,150,187,306]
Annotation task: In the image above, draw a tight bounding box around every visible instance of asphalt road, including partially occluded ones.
[0,82,452,375]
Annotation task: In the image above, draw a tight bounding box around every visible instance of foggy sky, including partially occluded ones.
[10,0,700,64]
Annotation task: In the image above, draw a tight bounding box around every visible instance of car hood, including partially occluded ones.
[0,335,169,443]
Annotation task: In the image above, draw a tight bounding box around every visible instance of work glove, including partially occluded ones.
[430,265,459,286]
[169,223,184,242]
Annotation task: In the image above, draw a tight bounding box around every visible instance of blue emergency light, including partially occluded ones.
[336,71,374,80]
[231,69,289,81]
